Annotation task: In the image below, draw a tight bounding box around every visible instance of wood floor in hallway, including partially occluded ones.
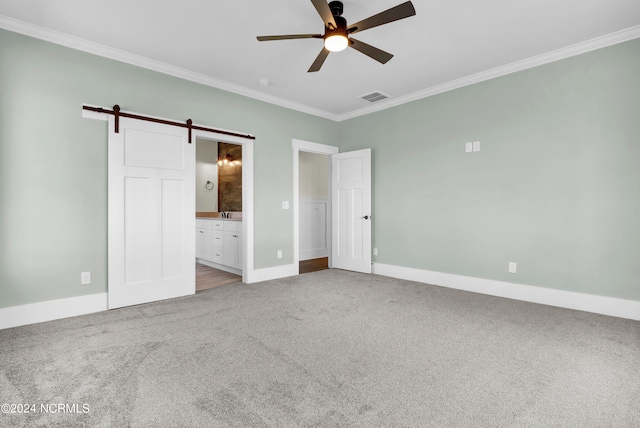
[299,257,329,274]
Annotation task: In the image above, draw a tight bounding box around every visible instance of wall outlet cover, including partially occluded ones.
[508,262,517,273]
[473,141,481,152]
[277,250,283,259]
[465,142,473,153]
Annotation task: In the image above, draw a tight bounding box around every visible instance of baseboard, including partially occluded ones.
[196,258,242,276]
[0,293,108,330]
[246,263,297,284]
[373,263,640,321]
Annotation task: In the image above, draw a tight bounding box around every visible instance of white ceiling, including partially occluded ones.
[1,0,639,120]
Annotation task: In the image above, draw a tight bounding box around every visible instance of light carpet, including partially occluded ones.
[1,269,639,427]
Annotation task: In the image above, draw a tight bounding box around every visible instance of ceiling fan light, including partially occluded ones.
[325,34,348,52]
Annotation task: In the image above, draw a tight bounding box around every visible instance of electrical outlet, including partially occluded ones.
[465,142,473,153]
[282,201,289,210]
[473,141,481,152]
[277,250,282,259]
[373,248,378,256]
[81,271,91,285]
[508,262,517,274]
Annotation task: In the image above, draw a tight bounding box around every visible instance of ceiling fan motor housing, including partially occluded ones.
[329,1,344,17]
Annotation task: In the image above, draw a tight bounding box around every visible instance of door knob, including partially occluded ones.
[363,215,370,220]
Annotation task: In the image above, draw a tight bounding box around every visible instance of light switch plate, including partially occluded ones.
[282,201,289,210]
[81,271,91,285]
[508,262,517,274]
[465,142,473,153]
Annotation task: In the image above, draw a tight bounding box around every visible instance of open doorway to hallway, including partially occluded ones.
[298,151,330,274]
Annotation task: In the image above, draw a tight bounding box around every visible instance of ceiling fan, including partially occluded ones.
[257,0,416,72]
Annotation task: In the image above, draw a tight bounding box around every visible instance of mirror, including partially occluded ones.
[196,138,242,216]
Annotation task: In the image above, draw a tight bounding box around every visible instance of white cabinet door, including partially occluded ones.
[108,116,195,309]
[196,229,212,261]
[223,231,241,269]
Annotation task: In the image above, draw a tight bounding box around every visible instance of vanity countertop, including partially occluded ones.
[196,217,242,222]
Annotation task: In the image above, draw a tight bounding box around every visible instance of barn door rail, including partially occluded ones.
[82,104,256,142]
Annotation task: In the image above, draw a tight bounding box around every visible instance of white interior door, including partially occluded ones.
[108,116,195,309]
[331,148,372,273]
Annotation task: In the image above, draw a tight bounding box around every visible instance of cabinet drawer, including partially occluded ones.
[212,231,224,248]
[212,249,224,264]
[223,221,242,232]
[196,219,212,229]
[212,220,224,230]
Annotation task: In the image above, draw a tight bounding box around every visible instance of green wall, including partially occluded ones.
[2,28,638,309]
[0,29,338,308]
[339,39,640,301]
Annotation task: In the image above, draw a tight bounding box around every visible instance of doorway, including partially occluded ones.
[292,139,339,273]
[89,104,255,309]
[298,151,330,274]
[293,140,373,276]
[195,138,244,290]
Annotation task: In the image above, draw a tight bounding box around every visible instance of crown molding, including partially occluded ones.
[0,15,340,122]
[2,15,638,123]
[336,25,640,121]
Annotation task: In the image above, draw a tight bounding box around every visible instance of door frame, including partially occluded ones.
[195,129,254,283]
[292,139,339,273]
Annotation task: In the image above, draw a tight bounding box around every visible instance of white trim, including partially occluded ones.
[292,139,340,155]
[196,259,242,276]
[246,263,297,284]
[192,130,254,285]
[0,15,338,121]
[0,293,108,330]
[373,263,640,321]
[292,139,338,272]
[4,16,638,122]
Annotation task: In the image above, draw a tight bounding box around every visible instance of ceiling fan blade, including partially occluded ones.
[347,1,416,35]
[310,0,337,29]
[308,48,330,72]
[349,38,393,64]
[257,34,322,41]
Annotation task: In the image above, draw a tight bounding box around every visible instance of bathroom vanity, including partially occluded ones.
[196,217,243,275]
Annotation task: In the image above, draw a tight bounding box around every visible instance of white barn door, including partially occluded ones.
[108,116,195,309]
[331,149,372,274]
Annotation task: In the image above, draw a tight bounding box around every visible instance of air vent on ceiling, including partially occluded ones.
[359,91,390,103]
